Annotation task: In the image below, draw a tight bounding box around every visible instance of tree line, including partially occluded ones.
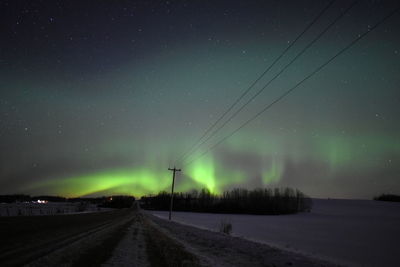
[374,194,400,202]
[141,187,312,215]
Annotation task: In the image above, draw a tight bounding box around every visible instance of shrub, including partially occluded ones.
[219,220,232,235]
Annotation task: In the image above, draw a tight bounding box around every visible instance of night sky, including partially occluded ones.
[1,0,399,199]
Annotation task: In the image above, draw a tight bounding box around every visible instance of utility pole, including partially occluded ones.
[168,167,181,220]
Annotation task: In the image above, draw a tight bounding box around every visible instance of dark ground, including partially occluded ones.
[0,207,200,267]
[0,209,134,266]
[0,208,339,267]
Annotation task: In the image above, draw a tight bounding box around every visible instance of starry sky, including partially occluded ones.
[1,0,399,199]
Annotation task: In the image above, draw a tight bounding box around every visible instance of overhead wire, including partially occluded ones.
[174,0,336,165]
[181,0,358,165]
[184,5,400,167]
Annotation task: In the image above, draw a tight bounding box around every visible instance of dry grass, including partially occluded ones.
[219,220,232,235]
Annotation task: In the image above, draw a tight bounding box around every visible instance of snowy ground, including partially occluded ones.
[148,213,335,267]
[151,199,400,267]
[103,213,149,267]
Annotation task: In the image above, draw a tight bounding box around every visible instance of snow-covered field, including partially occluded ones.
[151,199,400,267]
[0,202,103,216]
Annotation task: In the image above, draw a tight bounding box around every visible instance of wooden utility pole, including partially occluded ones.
[168,167,181,220]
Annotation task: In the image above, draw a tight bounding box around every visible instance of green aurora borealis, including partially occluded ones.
[1,1,399,198]
[14,130,400,198]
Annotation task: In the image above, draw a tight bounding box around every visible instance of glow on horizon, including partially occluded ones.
[18,131,399,198]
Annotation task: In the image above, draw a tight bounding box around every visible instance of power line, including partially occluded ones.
[174,0,336,165]
[181,0,357,165]
[184,6,400,167]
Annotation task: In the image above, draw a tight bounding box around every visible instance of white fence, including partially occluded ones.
[0,202,103,216]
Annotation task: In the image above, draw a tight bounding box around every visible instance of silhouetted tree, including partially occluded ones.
[374,194,400,202]
[141,187,312,215]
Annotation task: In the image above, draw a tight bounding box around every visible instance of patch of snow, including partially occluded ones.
[103,219,149,267]
[149,213,334,267]
[151,199,400,267]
